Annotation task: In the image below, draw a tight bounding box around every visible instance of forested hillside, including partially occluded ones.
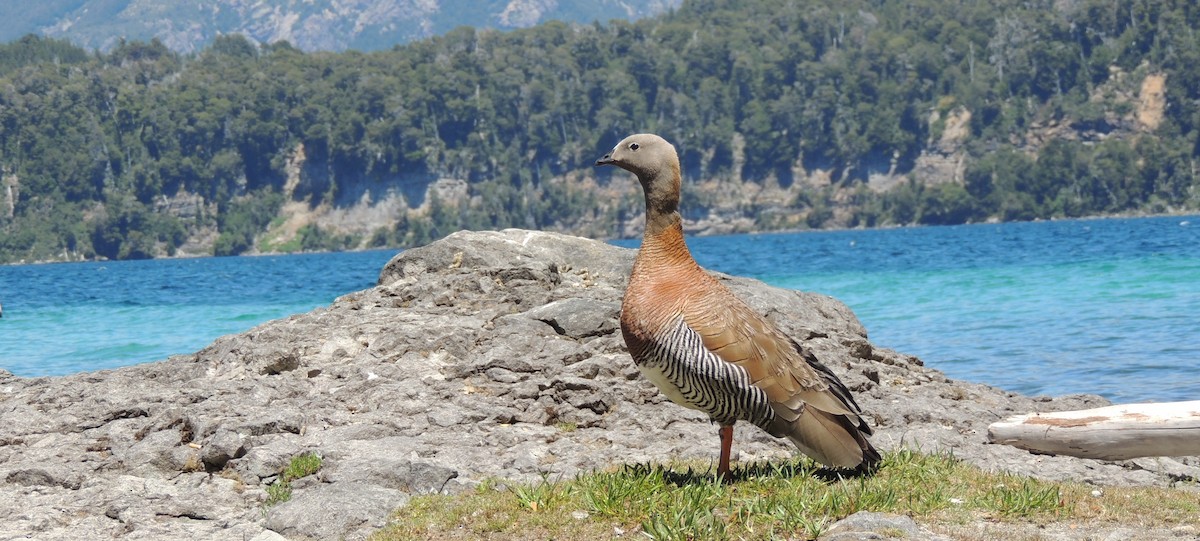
[2,0,1199,263]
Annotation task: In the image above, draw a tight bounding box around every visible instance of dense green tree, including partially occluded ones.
[919,183,978,225]
[0,35,89,75]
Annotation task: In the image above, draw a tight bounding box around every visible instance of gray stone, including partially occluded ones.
[378,229,635,288]
[265,482,409,541]
[228,438,305,483]
[117,429,190,475]
[4,468,78,490]
[819,511,953,540]
[248,531,290,541]
[201,428,248,470]
[525,298,620,339]
[321,457,459,494]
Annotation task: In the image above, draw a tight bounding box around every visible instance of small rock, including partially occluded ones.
[249,530,291,541]
[4,468,78,489]
[1103,528,1139,541]
[819,511,952,541]
[1171,525,1198,537]
[322,456,459,494]
[265,482,409,541]
[525,298,619,339]
[486,367,523,383]
[202,428,247,470]
[259,352,301,375]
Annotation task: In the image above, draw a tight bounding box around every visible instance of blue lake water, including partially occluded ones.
[0,250,397,375]
[1,215,1197,403]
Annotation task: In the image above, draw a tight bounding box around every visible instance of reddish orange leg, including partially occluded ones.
[717,424,734,480]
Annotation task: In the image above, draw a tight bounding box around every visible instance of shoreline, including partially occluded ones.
[3,210,1196,267]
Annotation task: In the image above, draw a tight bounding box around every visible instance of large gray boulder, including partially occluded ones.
[0,229,1194,540]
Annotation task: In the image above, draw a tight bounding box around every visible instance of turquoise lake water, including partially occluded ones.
[0,250,397,375]
[1,215,1197,403]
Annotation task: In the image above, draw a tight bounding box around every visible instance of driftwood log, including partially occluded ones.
[987,401,1200,460]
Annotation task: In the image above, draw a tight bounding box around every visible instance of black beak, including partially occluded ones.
[595,152,614,167]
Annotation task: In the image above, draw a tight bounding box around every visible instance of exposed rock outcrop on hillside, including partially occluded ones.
[0,229,1194,540]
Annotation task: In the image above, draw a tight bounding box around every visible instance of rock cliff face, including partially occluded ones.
[0,229,1194,540]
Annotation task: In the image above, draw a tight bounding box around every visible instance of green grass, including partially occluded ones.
[265,481,293,506]
[283,452,323,481]
[264,452,324,507]
[369,450,1199,541]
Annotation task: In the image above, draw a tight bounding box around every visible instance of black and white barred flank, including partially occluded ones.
[632,317,775,428]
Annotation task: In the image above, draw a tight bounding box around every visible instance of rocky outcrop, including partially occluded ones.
[0,229,1195,540]
[1137,73,1167,132]
[1,169,17,220]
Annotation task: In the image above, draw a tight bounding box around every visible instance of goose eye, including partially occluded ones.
[628,142,640,151]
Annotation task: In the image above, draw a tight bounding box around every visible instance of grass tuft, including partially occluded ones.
[264,452,324,508]
[282,452,323,482]
[265,481,293,507]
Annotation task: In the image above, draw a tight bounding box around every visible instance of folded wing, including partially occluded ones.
[682,285,878,469]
